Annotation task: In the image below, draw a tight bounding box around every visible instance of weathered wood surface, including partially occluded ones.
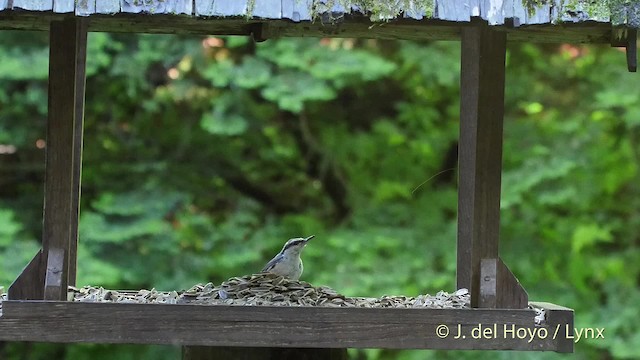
[0,12,613,43]
[0,0,638,27]
[457,20,506,308]
[11,0,53,11]
[41,18,87,300]
[529,302,574,353]
[479,258,528,309]
[0,301,573,352]
[69,17,88,287]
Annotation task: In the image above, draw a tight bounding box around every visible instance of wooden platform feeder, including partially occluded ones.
[3,0,638,358]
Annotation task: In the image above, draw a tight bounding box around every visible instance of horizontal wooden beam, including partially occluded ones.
[0,301,573,352]
[0,13,612,43]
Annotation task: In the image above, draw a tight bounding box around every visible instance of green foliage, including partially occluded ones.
[0,207,40,286]
[1,31,640,360]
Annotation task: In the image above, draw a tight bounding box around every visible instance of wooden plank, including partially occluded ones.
[468,0,480,17]
[43,18,87,301]
[292,0,312,21]
[53,0,73,13]
[502,0,513,21]
[526,3,551,25]
[121,0,144,14]
[457,21,506,308]
[95,0,120,14]
[75,0,95,16]
[281,0,294,20]
[194,0,213,16]
[627,29,638,72]
[68,18,88,287]
[12,0,53,10]
[484,0,505,25]
[120,0,191,14]
[0,301,572,351]
[436,0,470,22]
[7,250,44,300]
[252,0,281,19]
[479,258,528,309]
[213,0,248,17]
[530,302,574,353]
[165,0,193,15]
[0,11,614,43]
[512,0,525,26]
[403,0,425,20]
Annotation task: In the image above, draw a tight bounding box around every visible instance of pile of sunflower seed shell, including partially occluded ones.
[69,273,470,309]
[69,286,181,304]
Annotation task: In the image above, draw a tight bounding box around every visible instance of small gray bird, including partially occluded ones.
[261,235,314,280]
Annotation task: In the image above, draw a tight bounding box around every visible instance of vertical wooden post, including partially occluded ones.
[456,21,506,308]
[42,18,88,300]
[9,18,88,300]
[69,19,89,287]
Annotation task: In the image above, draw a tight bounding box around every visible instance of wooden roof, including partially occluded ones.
[0,0,638,43]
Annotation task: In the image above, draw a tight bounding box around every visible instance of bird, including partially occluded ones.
[261,235,314,280]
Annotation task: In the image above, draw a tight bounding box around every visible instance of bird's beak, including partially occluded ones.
[304,235,315,243]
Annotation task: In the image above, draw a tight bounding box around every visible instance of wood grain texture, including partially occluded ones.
[68,18,88,287]
[121,0,143,13]
[75,0,95,16]
[403,0,425,20]
[12,0,53,10]
[53,0,73,13]
[0,301,573,351]
[457,21,506,308]
[484,0,505,25]
[502,0,513,21]
[530,302,574,353]
[0,0,627,27]
[436,0,469,21]
[468,0,480,17]
[281,0,294,20]
[43,18,87,301]
[120,0,191,14]
[253,0,281,19]
[0,11,614,43]
[165,0,193,15]
[479,258,528,309]
[194,0,213,16]
[512,0,525,26]
[212,0,248,17]
[526,3,551,25]
[292,0,312,21]
[95,0,120,14]
[7,250,44,300]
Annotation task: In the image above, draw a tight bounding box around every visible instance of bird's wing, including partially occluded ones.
[261,253,283,272]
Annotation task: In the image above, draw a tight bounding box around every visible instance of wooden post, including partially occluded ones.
[456,20,507,308]
[69,19,89,287]
[42,17,88,300]
[9,18,88,300]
